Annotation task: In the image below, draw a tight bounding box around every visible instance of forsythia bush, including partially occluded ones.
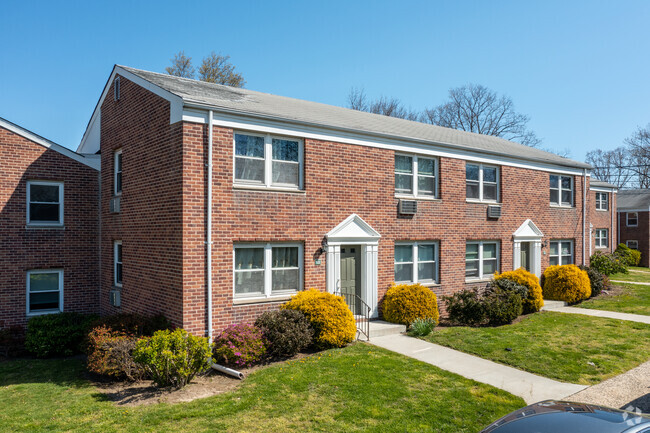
[86,326,143,381]
[213,323,266,368]
[382,283,439,326]
[542,265,591,304]
[133,329,212,388]
[494,268,544,314]
[282,289,356,348]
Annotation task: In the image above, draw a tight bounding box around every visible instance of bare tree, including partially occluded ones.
[422,84,541,147]
[198,52,245,87]
[165,51,195,78]
[625,124,650,188]
[586,147,633,189]
[347,87,419,120]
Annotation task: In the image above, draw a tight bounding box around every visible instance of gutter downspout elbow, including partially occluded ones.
[207,110,214,344]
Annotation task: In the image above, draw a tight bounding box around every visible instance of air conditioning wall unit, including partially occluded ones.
[487,205,502,219]
[109,289,121,307]
[109,196,121,213]
[399,200,418,215]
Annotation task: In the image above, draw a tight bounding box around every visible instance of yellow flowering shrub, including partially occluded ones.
[542,265,591,304]
[494,268,544,314]
[282,289,356,348]
[382,283,439,326]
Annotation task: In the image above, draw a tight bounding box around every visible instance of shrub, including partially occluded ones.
[494,268,544,314]
[615,243,641,266]
[589,251,628,276]
[282,289,356,348]
[578,265,607,298]
[213,323,266,368]
[133,329,212,388]
[382,283,440,327]
[443,288,487,327]
[542,265,592,304]
[254,310,313,359]
[89,313,172,337]
[408,318,437,337]
[483,289,523,326]
[487,277,529,300]
[86,326,143,381]
[0,326,25,358]
[25,312,97,358]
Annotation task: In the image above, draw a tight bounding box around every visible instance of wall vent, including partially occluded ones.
[109,196,121,213]
[487,205,502,219]
[399,200,418,215]
[109,289,121,307]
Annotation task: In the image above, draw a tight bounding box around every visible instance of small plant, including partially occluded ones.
[382,283,440,326]
[542,265,591,304]
[213,323,266,368]
[483,289,523,326]
[408,318,437,337]
[615,243,641,266]
[254,310,313,359]
[25,312,97,358]
[444,289,486,326]
[89,313,172,336]
[589,251,628,276]
[86,326,143,381]
[493,268,543,313]
[133,329,212,388]
[578,265,607,298]
[282,289,356,348]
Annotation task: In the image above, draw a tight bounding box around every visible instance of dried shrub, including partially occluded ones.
[213,323,266,368]
[86,326,143,381]
[254,310,313,359]
[542,265,591,304]
[382,283,439,327]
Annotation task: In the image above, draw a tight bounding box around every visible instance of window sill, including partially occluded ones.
[596,209,609,212]
[25,224,65,230]
[595,246,609,249]
[550,204,574,209]
[395,194,441,202]
[395,281,440,287]
[627,225,638,228]
[233,295,294,306]
[27,309,62,317]
[465,277,493,284]
[233,185,305,194]
[466,199,500,205]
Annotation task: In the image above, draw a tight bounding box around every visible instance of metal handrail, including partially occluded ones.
[334,290,371,341]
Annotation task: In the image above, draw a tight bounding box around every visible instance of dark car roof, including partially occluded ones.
[481,401,650,433]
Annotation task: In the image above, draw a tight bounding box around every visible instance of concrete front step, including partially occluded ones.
[368,320,406,338]
[541,300,568,311]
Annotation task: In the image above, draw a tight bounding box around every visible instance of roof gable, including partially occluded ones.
[327,214,381,242]
[513,219,544,239]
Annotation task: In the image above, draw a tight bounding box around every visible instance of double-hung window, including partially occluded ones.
[627,240,639,250]
[394,242,438,284]
[234,243,303,299]
[114,150,122,195]
[595,192,608,211]
[394,154,437,198]
[465,241,499,279]
[466,163,498,202]
[114,241,123,287]
[27,270,63,315]
[627,212,638,227]
[27,181,63,226]
[595,229,608,248]
[550,240,573,265]
[234,132,302,189]
[550,174,573,206]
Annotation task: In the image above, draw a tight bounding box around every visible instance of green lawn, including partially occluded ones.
[0,343,524,433]
[609,266,650,283]
[424,312,650,385]
[577,267,650,315]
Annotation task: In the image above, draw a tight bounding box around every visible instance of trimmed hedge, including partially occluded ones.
[255,310,313,359]
[382,283,440,327]
[494,268,544,313]
[25,312,97,358]
[542,265,591,304]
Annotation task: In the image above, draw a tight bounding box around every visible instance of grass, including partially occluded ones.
[577,266,650,315]
[0,343,524,433]
[424,312,650,385]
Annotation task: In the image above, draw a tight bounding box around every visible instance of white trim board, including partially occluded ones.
[589,187,618,193]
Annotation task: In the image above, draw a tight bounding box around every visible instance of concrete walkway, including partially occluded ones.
[370,333,587,404]
[611,280,650,286]
[544,306,650,324]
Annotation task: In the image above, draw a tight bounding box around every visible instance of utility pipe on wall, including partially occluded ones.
[583,169,587,266]
[207,110,214,343]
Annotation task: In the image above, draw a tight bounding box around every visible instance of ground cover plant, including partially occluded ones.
[424,311,650,385]
[0,344,524,433]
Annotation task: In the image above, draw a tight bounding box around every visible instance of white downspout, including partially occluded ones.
[583,169,587,266]
[207,110,214,343]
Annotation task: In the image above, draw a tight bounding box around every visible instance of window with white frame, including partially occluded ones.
[27,180,64,226]
[627,240,639,250]
[234,243,303,298]
[466,163,498,202]
[234,133,302,189]
[27,270,63,315]
[550,240,573,265]
[595,229,608,248]
[394,242,438,284]
[550,174,573,206]
[114,150,122,195]
[465,241,499,279]
[114,241,123,287]
[394,154,437,198]
[595,192,608,211]
[627,212,638,227]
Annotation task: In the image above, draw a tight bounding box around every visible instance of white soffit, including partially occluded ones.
[513,219,544,239]
[327,214,381,242]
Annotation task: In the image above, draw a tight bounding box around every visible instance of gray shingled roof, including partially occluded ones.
[590,179,619,189]
[618,189,650,210]
[120,66,591,170]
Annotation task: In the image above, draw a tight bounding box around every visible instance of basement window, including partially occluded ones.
[27,181,64,226]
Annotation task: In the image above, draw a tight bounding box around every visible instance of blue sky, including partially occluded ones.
[1,0,649,161]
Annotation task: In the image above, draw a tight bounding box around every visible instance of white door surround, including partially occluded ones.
[512,219,543,277]
[325,214,380,318]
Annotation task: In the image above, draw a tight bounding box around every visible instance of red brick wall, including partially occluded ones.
[0,126,99,329]
[619,210,649,267]
[588,189,617,256]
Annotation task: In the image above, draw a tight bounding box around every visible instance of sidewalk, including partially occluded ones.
[543,303,650,325]
[611,280,650,286]
[370,333,586,404]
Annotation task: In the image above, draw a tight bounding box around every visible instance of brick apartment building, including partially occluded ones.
[617,189,650,267]
[0,65,618,335]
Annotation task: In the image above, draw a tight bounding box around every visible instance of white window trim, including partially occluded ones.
[627,240,639,250]
[394,153,439,199]
[233,243,304,300]
[595,229,609,248]
[595,192,608,211]
[114,149,122,196]
[627,212,638,227]
[114,240,123,288]
[26,180,64,227]
[550,174,574,207]
[26,269,63,316]
[465,241,500,281]
[550,240,574,265]
[394,241,439,284]
[466,163,500,203]
[233,131,304,190]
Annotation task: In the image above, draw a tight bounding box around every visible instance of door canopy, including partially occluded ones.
[326,214,381,244]
[513,219,544,240]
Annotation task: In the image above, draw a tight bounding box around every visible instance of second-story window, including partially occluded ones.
[627,212,638,227]
[27,181,64,226]
[550,174,573,206]
[394,154,437,198]
[466,163,498,202]
[595,192,608,210]
[114,150,122,195]
[114,241,123,287]
[234,132,302,189]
